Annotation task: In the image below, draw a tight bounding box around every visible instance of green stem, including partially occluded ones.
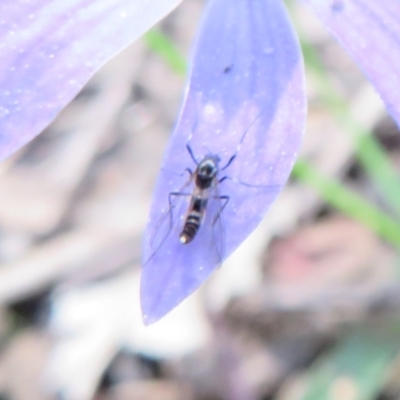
[293,159,400,249]
[300,36,400,219]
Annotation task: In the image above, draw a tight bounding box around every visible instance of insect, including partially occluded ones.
[147,143,235,266]
[178,144,232,245]
[146,104,276,266]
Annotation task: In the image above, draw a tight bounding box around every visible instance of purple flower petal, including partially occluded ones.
[0,0,182,161]
[141,0,306,324]
[302,0,400,127]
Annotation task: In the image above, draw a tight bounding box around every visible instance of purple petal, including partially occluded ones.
[302,0,400,127]
[0,0,182,161]
[141,0,306,324]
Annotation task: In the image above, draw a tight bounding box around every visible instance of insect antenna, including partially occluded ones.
[219,174,282,190]
[186,144,199,165]
[221,153,236,171]
[221,106,274,171]
[238,106,271,149]
[184,95,208,165]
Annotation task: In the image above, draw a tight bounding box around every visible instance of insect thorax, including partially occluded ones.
[195,157,219,189]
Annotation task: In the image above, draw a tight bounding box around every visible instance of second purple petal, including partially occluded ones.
[141,0,307,324]
[303,0,400,127]
[0,0,182,161]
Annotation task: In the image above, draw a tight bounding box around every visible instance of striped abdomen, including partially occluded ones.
[180,197,208,244]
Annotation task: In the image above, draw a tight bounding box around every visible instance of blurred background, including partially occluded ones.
[1,0,400,399]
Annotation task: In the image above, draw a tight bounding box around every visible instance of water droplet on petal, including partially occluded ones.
[263,47,274,55]
[0,107,10,117]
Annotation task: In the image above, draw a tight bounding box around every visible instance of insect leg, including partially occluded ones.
[210,195,229,226]
[148,190,193,259]
[169,191,192,205]
[186,144,199,165]
[221,154,236,171]
[219,175,282,190]
[162,167,193,178]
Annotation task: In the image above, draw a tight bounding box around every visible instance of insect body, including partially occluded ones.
[179,154,222,244]
[148,103,272,264]
[147,144,232,266]
[158,103,273,250]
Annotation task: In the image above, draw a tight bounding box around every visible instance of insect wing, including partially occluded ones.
[201,183,226,267]
[141,179,227,324]
[146,178,193,264]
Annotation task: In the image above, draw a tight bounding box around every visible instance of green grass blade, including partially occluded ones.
[302,325,400,400]
[300,37,400,219]
[293,159,400,249]
[144,29,187,75]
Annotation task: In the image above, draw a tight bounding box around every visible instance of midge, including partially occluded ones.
[147,142,236,266]
[177,144,234,244]
[148,107,272,260]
